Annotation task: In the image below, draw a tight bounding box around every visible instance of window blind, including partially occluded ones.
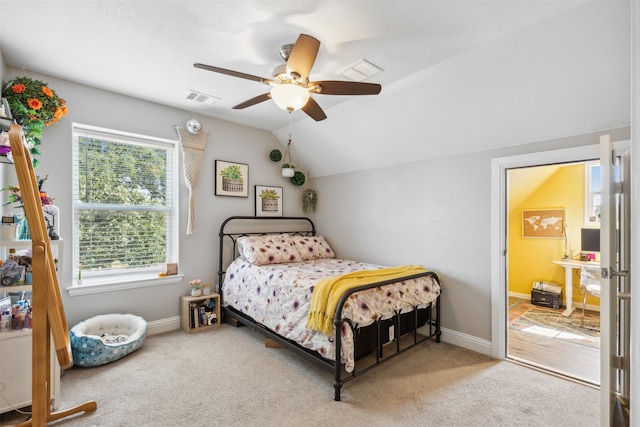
[72,124,178,280]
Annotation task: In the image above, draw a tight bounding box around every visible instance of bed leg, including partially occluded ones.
[435,295,441,343]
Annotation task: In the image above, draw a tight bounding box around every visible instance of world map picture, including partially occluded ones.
[522,209,565,238]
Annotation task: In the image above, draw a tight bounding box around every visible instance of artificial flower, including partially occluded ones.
[188,279,202,290]
[3,76,67,125]
[2,76,68,167]
[2,174,54,209]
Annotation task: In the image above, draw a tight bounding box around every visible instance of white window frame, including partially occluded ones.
[68,123,181,296]
[584,161,601,225]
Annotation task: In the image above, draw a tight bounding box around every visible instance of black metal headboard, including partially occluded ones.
[217,216,316,298]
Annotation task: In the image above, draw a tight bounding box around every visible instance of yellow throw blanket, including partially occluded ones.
[306,265,428,335]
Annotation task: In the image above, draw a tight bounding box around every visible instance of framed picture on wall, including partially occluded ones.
[215,160,249,197]
[255,185,283,217]
[522,208,565,238]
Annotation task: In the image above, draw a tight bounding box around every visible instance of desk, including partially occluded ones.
[552,259,599,317]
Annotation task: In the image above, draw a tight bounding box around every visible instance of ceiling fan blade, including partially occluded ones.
[286,34,320,80]
[301,97,327,121]
[233,93,271,109]
[194,63,269,84]
[311,80,382,96]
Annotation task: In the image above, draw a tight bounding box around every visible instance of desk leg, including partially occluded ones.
[562,266,575,317]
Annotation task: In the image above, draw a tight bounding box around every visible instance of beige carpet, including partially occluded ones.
[1,325,599,426]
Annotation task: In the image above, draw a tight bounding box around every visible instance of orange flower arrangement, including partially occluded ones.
[2,76,68,167]
[3,76,68,126]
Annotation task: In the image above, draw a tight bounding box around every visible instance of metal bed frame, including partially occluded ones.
[218,216,441,401]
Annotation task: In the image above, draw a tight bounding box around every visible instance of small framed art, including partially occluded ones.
[255,185,283,217]
[522,208,565,238]
[215,160,249,197]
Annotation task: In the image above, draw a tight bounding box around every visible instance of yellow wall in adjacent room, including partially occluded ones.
[508,163,599,306]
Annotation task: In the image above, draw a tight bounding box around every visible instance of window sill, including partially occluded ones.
[66,273,184,296]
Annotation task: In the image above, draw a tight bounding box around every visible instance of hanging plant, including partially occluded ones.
[291,171,305,186]
[269,149,282,162]
[282,163,295,177]
[281,138,296,178]
[303,188,317,212]
[2,76,68,168]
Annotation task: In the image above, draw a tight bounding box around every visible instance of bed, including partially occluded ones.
[218,216,441,401]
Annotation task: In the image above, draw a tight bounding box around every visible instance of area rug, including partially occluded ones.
[510,300,600,349]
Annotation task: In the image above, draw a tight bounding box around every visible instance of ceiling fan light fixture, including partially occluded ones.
[270,84,310,112]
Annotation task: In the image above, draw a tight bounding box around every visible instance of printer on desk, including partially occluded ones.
[531,281,563,309]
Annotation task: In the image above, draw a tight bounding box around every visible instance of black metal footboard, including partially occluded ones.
[218,216,442,401]
[331,271,441,401]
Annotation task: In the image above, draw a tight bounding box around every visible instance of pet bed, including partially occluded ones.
[70,313,148,367]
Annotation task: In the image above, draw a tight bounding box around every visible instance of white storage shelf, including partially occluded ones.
[0,239,62,414]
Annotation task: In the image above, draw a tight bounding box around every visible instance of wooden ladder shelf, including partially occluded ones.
[8,124,97,426]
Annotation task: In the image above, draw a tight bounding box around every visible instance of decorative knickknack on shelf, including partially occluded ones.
[43,204,60,240]
[189,279,202,296]
[17,215,30,240]
[2,174,58,240]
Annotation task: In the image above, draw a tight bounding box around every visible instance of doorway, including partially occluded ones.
[505,161,600,384]
[491,139,632,425]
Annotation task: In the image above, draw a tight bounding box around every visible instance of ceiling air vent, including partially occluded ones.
[339,59,382,82]
[185,90,220,105]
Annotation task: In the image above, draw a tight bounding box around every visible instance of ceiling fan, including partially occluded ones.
[194,34,382,121]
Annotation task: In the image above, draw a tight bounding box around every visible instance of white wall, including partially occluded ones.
[0,65,631,346]
[312,127,630,342]
[283,1,630,179]
[0,53,5,95]
[3,67,305,327]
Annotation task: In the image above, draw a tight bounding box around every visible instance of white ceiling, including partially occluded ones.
[0,1,631,177]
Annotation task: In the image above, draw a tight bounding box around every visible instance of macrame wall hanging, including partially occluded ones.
[175,115,209,235]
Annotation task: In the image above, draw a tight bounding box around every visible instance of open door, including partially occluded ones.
[599,135,630,426]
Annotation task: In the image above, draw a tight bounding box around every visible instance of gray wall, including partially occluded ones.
[311,127,630,342]
[3,67,305,327]
[0,64,631,345]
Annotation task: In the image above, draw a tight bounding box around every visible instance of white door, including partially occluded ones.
[599,135,630,426]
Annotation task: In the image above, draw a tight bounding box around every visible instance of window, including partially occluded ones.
[584,161,600,225]
[72,124,179,287]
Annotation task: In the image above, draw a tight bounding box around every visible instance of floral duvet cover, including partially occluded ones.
[222,257,440,372]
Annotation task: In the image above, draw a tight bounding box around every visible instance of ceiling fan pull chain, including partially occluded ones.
[285,112,294,165]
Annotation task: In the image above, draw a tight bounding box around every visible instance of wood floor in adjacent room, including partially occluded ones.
[507,296,600,385]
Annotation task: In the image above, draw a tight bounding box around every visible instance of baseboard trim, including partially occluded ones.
[440,327,492,357]
[147,316,180,335]
[145,317,494,357]
[508,291,600,312]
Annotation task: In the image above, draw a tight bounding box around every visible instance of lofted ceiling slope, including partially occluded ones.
[0,1,631,177]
